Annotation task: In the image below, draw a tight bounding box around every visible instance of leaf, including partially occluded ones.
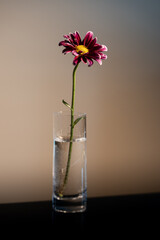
[73,116,84,127]
[62,99,71,109]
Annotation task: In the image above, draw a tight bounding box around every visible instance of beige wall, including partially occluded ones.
[0,0,160,203]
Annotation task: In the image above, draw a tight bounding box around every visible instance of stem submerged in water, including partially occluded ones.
[60,63,80,196]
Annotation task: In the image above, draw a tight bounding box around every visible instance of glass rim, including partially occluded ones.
[53,110,86,118]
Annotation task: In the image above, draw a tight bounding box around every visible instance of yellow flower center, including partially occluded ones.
[76,45,89,55]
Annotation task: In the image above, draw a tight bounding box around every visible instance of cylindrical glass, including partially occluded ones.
[52,111,87,213]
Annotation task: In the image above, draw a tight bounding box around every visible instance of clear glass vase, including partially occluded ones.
[52,111,87,213]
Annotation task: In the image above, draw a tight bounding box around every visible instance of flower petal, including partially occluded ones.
[99,52,108,59]
[83,31,93,47]
[69,33,75,41]
[81,56,87,64]
[62,48,73,54]
[88,52,101,60]
[92,44,103,51]
[73,56,80,65]
[59,40,65,46]
[59,40,74,48]
[87,58,94,67]
[88,37,97,49]
[63,34,70,40]
[75,31,81,45]
[95,58,102,65]
[100,45,108,51]
[72,50,79,56]
[69,32,78,45]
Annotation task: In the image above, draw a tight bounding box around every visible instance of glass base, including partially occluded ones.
[52,192,87,213]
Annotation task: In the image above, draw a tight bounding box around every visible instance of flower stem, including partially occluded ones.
[60,63,79,196]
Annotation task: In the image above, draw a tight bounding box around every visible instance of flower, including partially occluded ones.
[59,31,108,67]
[57,31,108,197]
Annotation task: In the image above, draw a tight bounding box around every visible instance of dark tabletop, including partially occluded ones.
[0,193,160,235]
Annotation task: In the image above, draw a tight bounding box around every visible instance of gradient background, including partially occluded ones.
[0,0,160,203]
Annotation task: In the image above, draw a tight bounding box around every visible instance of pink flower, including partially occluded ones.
[59,31,108,67]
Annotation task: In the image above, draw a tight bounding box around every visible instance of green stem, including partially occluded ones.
[60,63,79,196]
